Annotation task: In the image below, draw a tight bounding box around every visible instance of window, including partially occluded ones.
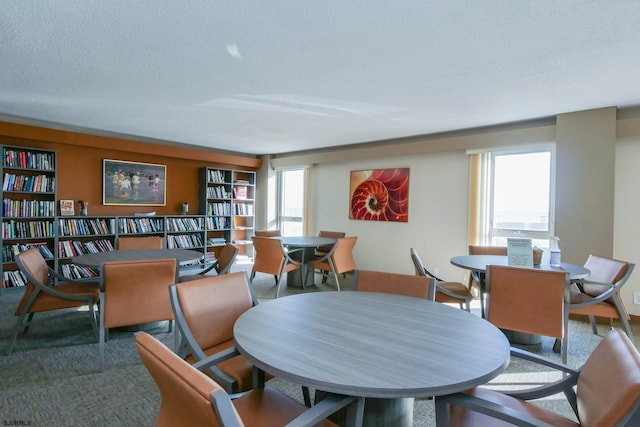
[277,169,305,236]
[473,146,556,249]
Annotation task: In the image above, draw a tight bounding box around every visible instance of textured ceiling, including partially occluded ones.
[2,1,640,155]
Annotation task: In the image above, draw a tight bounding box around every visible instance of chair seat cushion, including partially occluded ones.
[233,386,337,427]
[570,291,621,318]
[448,388,579,427]
[23,281,100,314]
[186,340,256,392]
[436,281,472,304]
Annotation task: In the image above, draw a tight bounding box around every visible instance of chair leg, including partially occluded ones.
[611,295,635,341]
[588,315,599,335]
[6,312,30,356]
[99,295,106,372]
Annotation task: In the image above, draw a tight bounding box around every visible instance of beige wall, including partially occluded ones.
[266,106,640,315]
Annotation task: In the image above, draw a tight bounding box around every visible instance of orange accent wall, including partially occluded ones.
[0,121,262,216]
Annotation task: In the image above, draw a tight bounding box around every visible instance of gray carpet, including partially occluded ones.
[0,263,637,426]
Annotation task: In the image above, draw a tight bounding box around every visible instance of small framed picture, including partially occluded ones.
[59,199,75,216]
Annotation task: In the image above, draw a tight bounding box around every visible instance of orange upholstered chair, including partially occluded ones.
[116,236,164,249]
[411,248,473,311]
[570,254,635,340]
[135,332,364,427]
[254,230,282,237]
[309,236,357,291]
[179,243,239,282]
[351,269,436,300]
[435,329,640,427]
[7,248,100,355]
[99,258,177,370]
[250,236,302,298]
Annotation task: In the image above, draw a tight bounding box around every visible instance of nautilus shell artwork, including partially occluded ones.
[349,168,409,222]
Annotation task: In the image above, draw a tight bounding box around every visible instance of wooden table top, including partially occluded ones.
[450,254,590,279]
[234,291,510,398]
[71,248,204,267]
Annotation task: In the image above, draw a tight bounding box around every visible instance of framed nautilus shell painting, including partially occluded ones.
[349,168,409,222]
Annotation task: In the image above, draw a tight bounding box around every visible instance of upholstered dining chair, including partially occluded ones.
[435,329,640,427]
[254,229,282,237]
[7,248,100,355]
[467,245,508,317]
[569,254,635,340]
[179,243,239,282]
[351,269,436,300]
[116,235,164,249]
[486,264,570,364]
[308,236,358,291]
[135,332,364,427]
[410,248,473,311]
[315,230,346,256]
[99,258,177,371]
[250,236,302,298]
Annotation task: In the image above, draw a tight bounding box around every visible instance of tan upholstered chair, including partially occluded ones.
[486,264,570,363]
[351,269,436,300]
[99,258,177,370]
[116,236,164,249]
[468,245,508,316]
[7,248,100,355]
[250,236,302,298]
[254,230,281,237]
[179,243,239,282]
[315,230,345,256]
[435,329,640,427]
[411,248,473,311]
[570,254,635,340]
[135,332,364,427]
[170,272,258,394]
[309,236,357,291]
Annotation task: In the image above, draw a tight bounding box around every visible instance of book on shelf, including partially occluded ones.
[59,199,75,216]
[233,186,247,199]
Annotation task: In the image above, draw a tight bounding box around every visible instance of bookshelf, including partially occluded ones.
[200,167,256,261]
[1,145,57,291]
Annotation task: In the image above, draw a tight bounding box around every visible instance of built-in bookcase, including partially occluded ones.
[200,167,256,261]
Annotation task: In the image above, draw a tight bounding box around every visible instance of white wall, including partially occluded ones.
[308,151,469,281]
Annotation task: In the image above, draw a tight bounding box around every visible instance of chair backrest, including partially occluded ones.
[330,236,358,274]
[102,258,177,329]
[215,244,239,275]
[251,236,286,275]
[135,332,232,427]
[577,329,640,427]
[351,269,436,300]
[582,254,633,295]
[410,248,443,281]
[486,265,569,339]
[171,272,256,357]
[14,248,50,314]
[317,230,346,253]
[468,245,508,256]
[254,230,281,237]
[117,236,164,249]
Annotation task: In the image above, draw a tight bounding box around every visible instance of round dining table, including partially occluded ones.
[281,236,336,287]
[234,291,510,426]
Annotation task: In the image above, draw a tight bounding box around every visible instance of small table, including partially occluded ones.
[281,236,336,287]
[234,291,510,426]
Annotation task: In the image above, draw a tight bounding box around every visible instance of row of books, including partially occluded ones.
[206,185,230,199]
[58,218,113,236]
[3,150,54,171]
[57,239,115,258]
[2,220,55,239]
[1,242,55,262]
[206,216,230,230]
[208,202,231,216]
[2,198,56,218]
[166,234,204,249]
[118,217,163,234]
[2,270,27,288]
[233,203,254,216]
[59,263,99,280]
[166,217,203,232]
[207,169,229,183]
[2,173,55,193]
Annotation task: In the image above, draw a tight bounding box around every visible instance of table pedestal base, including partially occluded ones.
[323,394,414,427]
[502,329,542,345]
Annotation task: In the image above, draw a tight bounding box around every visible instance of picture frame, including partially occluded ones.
[103,159,166,206]
[349,168,409,222]
[59,199,75,216]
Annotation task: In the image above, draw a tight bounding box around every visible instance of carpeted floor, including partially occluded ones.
[0,262,637,426]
